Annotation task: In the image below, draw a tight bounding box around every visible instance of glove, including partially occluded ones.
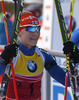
[63,41,79,63]
[1,43,19,64]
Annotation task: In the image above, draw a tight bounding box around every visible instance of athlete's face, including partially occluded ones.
[19,27,40,49]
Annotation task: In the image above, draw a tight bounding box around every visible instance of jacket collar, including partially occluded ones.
[18,41,36,56]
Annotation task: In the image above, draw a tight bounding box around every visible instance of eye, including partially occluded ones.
[25,27,28,31]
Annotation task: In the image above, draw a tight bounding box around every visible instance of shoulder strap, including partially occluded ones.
[35,47,45,66]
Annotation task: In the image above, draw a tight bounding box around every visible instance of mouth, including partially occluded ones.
[30,38,38,41]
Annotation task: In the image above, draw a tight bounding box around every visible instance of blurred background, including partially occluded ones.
[0,0,79,100]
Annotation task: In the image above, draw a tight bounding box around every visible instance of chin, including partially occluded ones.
[31,43,37,47]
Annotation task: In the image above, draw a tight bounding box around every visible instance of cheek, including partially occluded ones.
[38,32,40,35]
[37,32,40,37]
[20,32,28,41]
[23,35,28,41]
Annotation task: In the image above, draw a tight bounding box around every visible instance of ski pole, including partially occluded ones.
[64,0,75,100]
[69,0,76,40]
[13,0,18,18]
[1,0,18,100]
[1,0,10,44]
[54,0,76,99]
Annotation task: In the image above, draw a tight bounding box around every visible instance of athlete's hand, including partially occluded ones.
[63,41,79,63]
[1,43,19,64]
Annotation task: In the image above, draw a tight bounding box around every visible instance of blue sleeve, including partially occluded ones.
[0,65,5,76]
[48,65,70,87]
[41,50,54,65]
[41,50,70,87]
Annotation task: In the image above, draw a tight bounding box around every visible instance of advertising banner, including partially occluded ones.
[51,78,73,100]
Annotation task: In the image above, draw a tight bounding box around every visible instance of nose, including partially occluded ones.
[32,30,40,37]
[33,30,40,34]
[35,30,38,33]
